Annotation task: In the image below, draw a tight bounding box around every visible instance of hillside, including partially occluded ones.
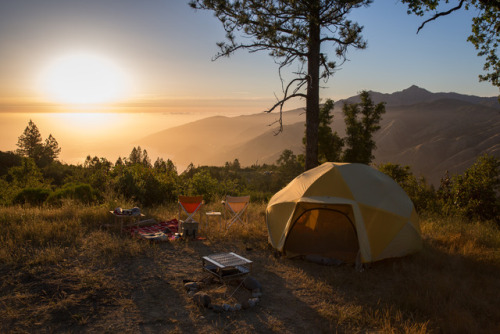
[138,86,500,184]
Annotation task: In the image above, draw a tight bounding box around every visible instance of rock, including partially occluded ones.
[192,292,211,308]
[242,297,259,309]
[184,282,198,291]
[243,277,262,291]
[222,303,233,312]
[234,303,242,311]
[187,290,195,297]
[248,298,259,307]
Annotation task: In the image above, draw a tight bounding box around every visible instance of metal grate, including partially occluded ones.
[202,252,252,281]
[205,253,249,267]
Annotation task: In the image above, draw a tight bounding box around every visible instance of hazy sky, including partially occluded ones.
[0,0,498,115]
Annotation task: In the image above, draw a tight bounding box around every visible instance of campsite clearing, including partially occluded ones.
[0,204,499,333]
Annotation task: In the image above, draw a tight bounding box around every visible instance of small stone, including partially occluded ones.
[222,303,233,312]
[192,292,211,308]
[243,277,262,291]
[187,290,195,297]
[234,303,242,311]
[184,282,198,291]
[248,297,259,307]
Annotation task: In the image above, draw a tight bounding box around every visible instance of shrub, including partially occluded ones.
[186,169,218,203]
[47,183,98,205]
[439,154,500,222]
[12,187,51,206]
[112,164,177,207]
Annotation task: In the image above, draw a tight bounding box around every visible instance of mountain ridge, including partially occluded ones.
[137,86,500,185]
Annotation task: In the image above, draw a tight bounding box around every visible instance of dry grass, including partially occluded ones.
[1,203,499,333]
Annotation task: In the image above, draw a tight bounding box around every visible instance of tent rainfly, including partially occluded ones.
[266,162,422,264]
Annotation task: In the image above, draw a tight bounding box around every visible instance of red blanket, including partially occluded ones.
[124,219,179,240]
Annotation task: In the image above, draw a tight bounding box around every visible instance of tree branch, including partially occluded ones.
[265,76,308,135]
[417,0,465,34]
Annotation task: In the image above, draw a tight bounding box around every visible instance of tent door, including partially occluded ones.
[284,207,359,263]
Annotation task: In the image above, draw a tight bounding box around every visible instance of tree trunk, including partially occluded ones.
[305,3,321,171]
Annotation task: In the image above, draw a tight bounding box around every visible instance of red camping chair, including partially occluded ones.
[178,195,204,223]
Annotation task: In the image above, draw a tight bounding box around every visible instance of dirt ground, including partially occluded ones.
[2,233,395,333]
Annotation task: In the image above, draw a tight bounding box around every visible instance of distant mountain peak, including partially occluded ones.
[402,85,430,93]
[340,85,498,109]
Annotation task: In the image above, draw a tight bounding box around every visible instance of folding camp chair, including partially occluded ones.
[178,195,204,223]
[223,195,250,229]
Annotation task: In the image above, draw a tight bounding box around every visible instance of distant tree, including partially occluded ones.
[402,0,500,93]
[84,155,112,170]
[115,157,125,166]
[190,0,370,170]
[16,120,61,167]
[16,120,43,161]
[342,91,385,164]
[128,146,152,168]
[232,158,241,171]
[303,99,344,163]
[154,157,168,172]
[128,147,141,165]
[154,157,177,175]
[276,149,303,185]
[43,134,61,162]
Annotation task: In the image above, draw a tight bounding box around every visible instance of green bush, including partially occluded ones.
[112,164,177,206]
[13,187,51,206]
[47,183,98,205]
[439,154,500,222]
[186,169,218,203]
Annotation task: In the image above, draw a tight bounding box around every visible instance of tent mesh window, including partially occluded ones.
[285,208,359,263]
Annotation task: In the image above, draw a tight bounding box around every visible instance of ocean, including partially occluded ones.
[0,112,217,165]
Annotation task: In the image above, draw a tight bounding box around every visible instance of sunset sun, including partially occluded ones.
[39,52,131,105]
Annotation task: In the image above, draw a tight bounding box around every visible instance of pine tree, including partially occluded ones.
[190,0,369,170]
[342,91,385,164]
[16,120,61,166]
[16,120,43,160]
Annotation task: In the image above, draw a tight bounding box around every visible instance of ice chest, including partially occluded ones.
[180,220,199,237]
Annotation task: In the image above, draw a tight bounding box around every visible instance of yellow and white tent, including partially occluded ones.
[266,162,422,263]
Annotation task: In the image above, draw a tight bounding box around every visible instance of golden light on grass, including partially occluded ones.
[38,52,132,105]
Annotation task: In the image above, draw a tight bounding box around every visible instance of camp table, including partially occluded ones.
[202,252,252,281]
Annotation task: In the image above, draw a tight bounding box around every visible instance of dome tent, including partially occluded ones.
[266,162,422,264]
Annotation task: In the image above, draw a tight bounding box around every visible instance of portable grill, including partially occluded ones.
[202,252,252,281]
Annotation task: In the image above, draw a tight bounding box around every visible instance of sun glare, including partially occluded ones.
[39,52,131,105]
